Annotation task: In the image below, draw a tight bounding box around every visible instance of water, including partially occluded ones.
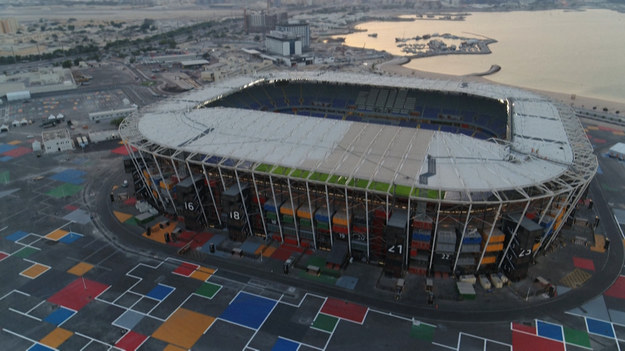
[339,9,625,104]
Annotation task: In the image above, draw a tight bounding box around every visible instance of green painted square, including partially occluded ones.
[124,217,139,226]
[196,282,221,299]
[410,322,435,342]
[309,172,329,182]
[394,185,412,197]
[306,256,326,268]
[0,170,9,184]
[255,163,273,173]
[14,246,39,258]
[298,270,337,285]
[564,327,591,348]
[47,184,83,198]
[312,313,338,333]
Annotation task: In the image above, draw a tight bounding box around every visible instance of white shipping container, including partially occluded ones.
[479,274,492,290]
[489,274,503,289]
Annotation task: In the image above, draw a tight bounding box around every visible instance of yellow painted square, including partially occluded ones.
[40,328,73,348]
[67,262,94,276]
[152,308,215,349]
[254,245,266,256]
[46,229,69,241]
[143,221,178,244]
[190,269,212,282]
[113,210,133,223]
[8,140,21,145]
[586,126,599,130]
[21,263,50,279]
[262,246,277,257]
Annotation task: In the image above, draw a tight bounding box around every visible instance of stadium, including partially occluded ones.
[119,71,597,280]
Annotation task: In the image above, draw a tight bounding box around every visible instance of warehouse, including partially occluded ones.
[119,72,596,279]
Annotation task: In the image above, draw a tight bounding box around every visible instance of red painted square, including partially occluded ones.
[111,145,137,156]
[3,146,32,158]
[123,197,137,206]
[271,245,304,261]
[593,138,607,144]
[512,331,564,351]
[173,262,199,277]
[115,331,148,351]
[0,251,8,262]
[598,125,617,132]
[64,204,78,211]
[605,276,625,299]
[191,232,213,249]
[573,257,595,271]
[321,297,368,324]
[512,322,536,334]
[48,278,109,311]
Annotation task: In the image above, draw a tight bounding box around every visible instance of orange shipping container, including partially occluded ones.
[296,206,313,219]
[481,256,497,264]
[485,243,504,252]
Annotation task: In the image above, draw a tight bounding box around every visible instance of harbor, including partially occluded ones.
[394,32,497,59]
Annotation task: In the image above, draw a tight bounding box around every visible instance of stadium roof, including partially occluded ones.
[125,71,595,196]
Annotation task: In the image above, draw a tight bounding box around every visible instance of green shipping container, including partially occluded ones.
[316,221,329,230]
[282,215,295,224]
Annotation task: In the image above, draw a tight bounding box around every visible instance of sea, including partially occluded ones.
[338,9,625,105]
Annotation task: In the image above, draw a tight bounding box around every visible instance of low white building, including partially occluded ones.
[89,105,137,122]
[609,142,625,160]
[42,128,73,153]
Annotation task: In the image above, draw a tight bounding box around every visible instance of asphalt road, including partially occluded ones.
[87,154,624,325]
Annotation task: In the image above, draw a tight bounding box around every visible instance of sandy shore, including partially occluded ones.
[378,58,625,114]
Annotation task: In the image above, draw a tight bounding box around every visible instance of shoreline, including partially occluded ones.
[338,9,625,111]
[376,59,625,114]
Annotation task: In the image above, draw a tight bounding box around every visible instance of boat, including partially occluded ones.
[368,33,378,38]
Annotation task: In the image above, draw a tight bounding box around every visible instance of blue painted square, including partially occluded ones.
[597,165,603,175]
[28,344,55,351]
[49,169,86,185]
[58,232,83,244]
[586,317,615,338]
[0,156,13,162]
[146,284,174,300]
[537,320,563,341]
[5,231,29,242]
[220,292,277,329]
[44,307,75,326]
[272,337,299,351]
[0,144,17,153]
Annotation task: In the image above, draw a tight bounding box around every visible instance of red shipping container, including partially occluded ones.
[332,225,349,234]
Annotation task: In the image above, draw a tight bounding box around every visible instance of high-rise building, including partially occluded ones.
[0,18,18,34]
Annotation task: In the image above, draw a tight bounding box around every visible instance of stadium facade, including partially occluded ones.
[119,72,596,280]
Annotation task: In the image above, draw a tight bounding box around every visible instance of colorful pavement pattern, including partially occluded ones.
[1,121,625,350]
[4,207,625,351]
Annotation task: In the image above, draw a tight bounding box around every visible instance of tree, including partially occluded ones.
[74,57,82,66]
[68,25,75,31]
[61,60,72,68]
